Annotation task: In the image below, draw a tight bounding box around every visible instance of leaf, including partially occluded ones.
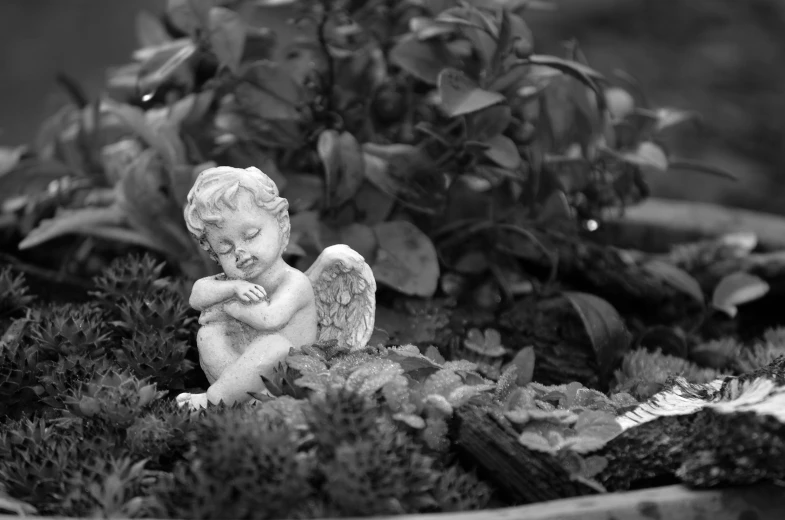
[0,146,26,177]
[523,54,606,110]
[536,190,573,224]
[509,346,535,386]
[235,61,303,120]
[490,8,513,74]
[711,272,770,318]
[518,431,559,454]
[563,291,630,377]
[483,134,521,169]
[468,105,512,141]
[622,141,668,174]
[282,173,324,212]
[654,107,701,133]
[137,39,197,96]
[208,7,246,73]
[604,87,635,120]
[333,132,365,207]
[286,354,328,374]
[167,0,214,35]
[389,34,452,85]
[438,68,506,117]
[667,159,737,182]
[372,221,440,297]
[642,260,704,305]
[464,328,505,357]
[409,17,454,40]
[18,205,127,250]
[136,10,170,48]
[573,410,622,440]
[317,129,341,201]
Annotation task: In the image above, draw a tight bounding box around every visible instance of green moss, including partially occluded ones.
[614,348,725,400]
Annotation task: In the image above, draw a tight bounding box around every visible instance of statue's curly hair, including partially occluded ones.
[184,166,290,262]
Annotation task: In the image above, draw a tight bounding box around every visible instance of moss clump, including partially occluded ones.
[613,348,725,400]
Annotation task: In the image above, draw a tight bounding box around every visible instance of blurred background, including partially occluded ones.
[2,0,784,214]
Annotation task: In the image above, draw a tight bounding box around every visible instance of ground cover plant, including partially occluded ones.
[1,0,785,518]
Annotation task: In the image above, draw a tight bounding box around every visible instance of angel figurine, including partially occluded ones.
[176,166,376,410]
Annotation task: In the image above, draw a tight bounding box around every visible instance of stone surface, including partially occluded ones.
[175,166,376,410]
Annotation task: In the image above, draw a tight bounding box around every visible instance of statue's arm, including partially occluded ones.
[223,273,311,332]
[189,275,237,311]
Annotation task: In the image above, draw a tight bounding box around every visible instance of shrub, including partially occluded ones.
[0,0,721,300]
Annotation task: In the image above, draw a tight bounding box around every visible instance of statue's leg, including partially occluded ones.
[196,322,240,384]
[205,333,293,405]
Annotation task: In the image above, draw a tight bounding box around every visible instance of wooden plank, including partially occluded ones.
[374,484,785,520]
[1,484,782,520]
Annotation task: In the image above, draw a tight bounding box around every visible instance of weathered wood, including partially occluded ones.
[1,483,783,520]
[453,405,595,504]
[601,197,785,252]
[502,226,700,324]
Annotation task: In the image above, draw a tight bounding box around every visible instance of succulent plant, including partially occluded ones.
[0,266,35,318]
[63,370,166,429]
[29,303,111,359]
[91,253,170,305]
[116,328,194,391]
[114,292,194,337]
[0,418,111,515]
[155,405,315,520]
[0,333,40,418]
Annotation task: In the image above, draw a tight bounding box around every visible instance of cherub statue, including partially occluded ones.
[175,166,376,410]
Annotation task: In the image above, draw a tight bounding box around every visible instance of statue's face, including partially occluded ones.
[204,191,282,280]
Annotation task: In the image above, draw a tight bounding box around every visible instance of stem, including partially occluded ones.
[317,0,336,113]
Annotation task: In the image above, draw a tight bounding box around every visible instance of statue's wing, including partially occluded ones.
[305,244,376,351]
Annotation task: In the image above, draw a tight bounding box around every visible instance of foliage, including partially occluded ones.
[0,0,718,300]
[0,266,496,517]
[614,348,725,400]
[0,266,35,319]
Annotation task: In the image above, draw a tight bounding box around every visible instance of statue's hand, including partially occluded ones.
[176,392,209,410]
[232,280,267,303]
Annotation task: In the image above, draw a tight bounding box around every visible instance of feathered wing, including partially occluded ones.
[304,244,377,351]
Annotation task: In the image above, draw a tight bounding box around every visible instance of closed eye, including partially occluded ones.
[244,228,260,240]
[217,244,233,255]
